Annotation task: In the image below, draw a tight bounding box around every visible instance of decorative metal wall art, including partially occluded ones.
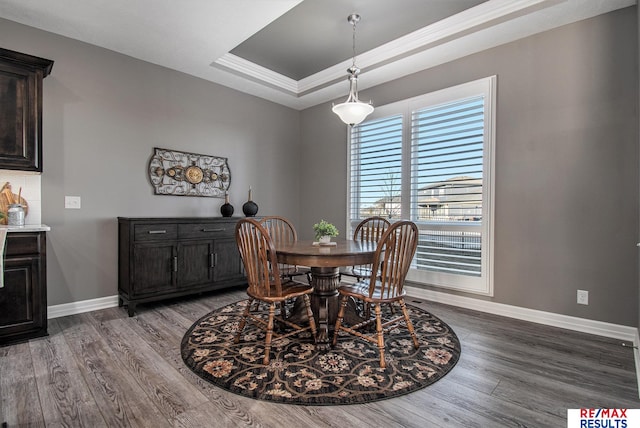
[148,148,230,197]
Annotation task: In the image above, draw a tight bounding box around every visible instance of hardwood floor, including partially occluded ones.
[1,287,637,427]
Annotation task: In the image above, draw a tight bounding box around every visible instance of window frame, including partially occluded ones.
[346,76,496,296]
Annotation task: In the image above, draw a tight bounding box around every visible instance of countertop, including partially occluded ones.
[0,224,51,232]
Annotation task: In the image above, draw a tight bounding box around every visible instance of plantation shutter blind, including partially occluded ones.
[350,115,403,222]
[410,96,485,277]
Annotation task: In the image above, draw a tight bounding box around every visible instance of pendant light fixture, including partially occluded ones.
[332,13,374,126]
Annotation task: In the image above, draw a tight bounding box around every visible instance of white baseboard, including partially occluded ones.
[48,295,119,319]
[405,285,638,343]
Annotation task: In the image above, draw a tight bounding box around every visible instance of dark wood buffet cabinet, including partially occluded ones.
[0,231,48,345]
[118,217,246,316]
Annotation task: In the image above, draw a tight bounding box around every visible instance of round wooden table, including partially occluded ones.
[275,239,377,350]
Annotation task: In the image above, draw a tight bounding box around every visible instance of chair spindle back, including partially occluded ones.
[260,216,298,245]
[353,216,390,244]
[349,217,391,278]
[368,221,418,299]
[235,218,282,298]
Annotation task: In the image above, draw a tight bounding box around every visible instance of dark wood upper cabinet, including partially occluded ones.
[0,48,53,172]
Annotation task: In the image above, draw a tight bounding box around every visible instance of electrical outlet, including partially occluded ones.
[65,196,81,209]
[577,289,589,305]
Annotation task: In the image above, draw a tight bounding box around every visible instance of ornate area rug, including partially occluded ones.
[181,300,461,405]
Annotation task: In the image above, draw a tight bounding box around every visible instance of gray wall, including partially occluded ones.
[300,7,639,326]
[0,18,302,306]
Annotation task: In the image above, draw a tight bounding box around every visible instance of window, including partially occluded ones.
[348,76,495,295]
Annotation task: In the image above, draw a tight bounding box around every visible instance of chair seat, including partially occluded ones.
[280,264,310,278]
[338,280,406,303]
[340,266,373,279]
[279,264,300,276]
[248,279,313,302]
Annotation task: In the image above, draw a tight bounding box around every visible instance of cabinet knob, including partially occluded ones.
[202,228,225,232]
[148,230,167,234]
[173,256,178,272]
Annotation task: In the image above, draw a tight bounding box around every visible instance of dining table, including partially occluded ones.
[274,239,378,350]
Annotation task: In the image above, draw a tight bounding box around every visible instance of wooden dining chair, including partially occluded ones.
[259,216,309,282]
[341,216,391,281]
[332,220,419,368]
[234,218,317,365]
[340,216,392,318]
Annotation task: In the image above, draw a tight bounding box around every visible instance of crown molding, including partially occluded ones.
[214,53,299,95]
[353,0,559,72]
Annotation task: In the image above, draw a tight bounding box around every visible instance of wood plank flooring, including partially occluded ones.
[1,287,638,427]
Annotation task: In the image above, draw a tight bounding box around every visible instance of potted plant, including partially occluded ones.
[313,219,339,244]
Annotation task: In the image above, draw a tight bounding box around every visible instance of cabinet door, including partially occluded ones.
[177,240,213,288]
[132,242,176,295]
[0,64,41,171]
[0,256,42,337]
[213,238,243,282]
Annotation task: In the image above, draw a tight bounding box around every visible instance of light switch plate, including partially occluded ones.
[65,196,81,209]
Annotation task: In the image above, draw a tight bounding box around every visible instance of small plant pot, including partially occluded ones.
[319,235,331,245]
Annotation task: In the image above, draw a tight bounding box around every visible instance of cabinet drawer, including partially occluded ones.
[5,233,42,256]
[134,224,178,241]
[178,223,234,239]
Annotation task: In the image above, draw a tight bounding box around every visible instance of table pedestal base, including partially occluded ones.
[289,266,363,351]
